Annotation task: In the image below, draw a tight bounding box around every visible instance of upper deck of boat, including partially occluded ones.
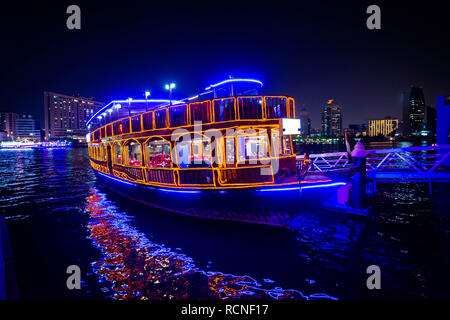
[87,95,296,143]
[86,79,297,143]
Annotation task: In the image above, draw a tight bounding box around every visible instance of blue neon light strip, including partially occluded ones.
[301,182,347,189]
[258,182,347,192]
[205,78,263,90]
[87,78,264,127]
[258,187,300,192]
[158,188,201,194]
[97,171,202,193]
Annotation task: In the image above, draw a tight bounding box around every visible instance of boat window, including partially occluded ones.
[176,135,211,168]
[94,130,100,141]
[144,139,172,168]
[154,109,167,129]
[123,140,142,166]
[113,143,122,165]
[265,97,288,119]
[271,131,292,156]
[106,124,112,137]
[142,112,153,130]
[214,98,235,122]
[122,118,131,134]
[288,98,295,118]
[131,115,141,132]
[101,144,107,161]
[225,137,235,165]
[113,121,122,135]
[169,104,188,127]
[237,134,269,161]
[190,101,211,124]
[281,136,292,155]
[238,97,263,120]
[100,127,106,138]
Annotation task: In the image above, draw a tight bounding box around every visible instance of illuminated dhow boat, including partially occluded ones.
[86,78,306,226]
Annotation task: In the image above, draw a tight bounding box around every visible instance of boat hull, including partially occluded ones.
[94,171,347,226]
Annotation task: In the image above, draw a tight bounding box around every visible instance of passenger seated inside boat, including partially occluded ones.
[125,140,142,167]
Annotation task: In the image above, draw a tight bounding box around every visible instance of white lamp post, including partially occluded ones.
[165,82,176,105]
[145,91,151,111]
[127,98,133,116]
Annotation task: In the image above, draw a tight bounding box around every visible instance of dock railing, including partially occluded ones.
[296,144,450,181]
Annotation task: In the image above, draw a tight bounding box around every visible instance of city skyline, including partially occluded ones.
[1,2,449,130]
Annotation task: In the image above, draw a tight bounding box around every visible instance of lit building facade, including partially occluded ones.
[15,115,41,142]
[437,95,450,145]
[425,105,437,136]
[44,92,104,141]
[0,111,19,140]
[367,118,399,137]
[321,99,342,137]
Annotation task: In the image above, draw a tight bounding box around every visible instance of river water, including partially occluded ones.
[0,146,449,299]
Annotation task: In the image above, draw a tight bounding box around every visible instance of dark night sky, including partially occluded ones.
[1,0,449,128]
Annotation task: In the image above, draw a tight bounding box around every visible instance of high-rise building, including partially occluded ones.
[436,95,450,145]
[299,105,311,136]
[15,115,41,142]
[425,105,437,136]
[321,99,342,137]
[44,92,104,141]
[405,86,426,135]
[0,111,19,140]
[367,117,399,137]
[401,91,410,136]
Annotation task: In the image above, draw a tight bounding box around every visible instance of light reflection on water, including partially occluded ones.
[86,188,336,300]
[1,147,449,299]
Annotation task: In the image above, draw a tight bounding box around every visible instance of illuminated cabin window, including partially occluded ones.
[271,130,292,156]
[113,121,122,135]
[142,112,153,130]
[113,143,122,164]
[106,124,112,137]
[288,98,295,118]
[238,97,263,120]
[93,130,100,141]
[237,134,269,161]
[131,115,141,132]
[122,118,131,134]
[225,137,236,165]
[169,104,188,127]
[154,109,167,129]
[214,98,235,122]
[123,140,142,166]
[190,101,211,124]
[101,144,107,161]
[144,138,171,168]
[265,97,287,119]
[176,135,211,168]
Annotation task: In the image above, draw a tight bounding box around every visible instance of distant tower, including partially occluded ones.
[437,95,450,145]
[401,91,410,136]
[299,105,311,136]
[321,99,343,137]
[407,86,426,135]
